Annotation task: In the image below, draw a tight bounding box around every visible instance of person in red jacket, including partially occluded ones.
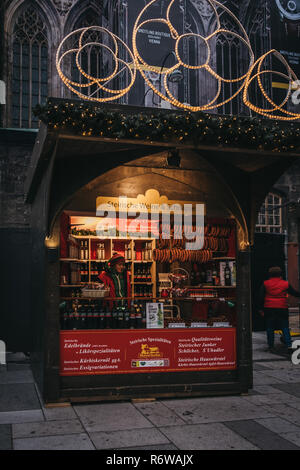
[98,253,131,308]
[259,266,300,353]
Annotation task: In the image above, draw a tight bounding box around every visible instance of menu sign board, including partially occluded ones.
[60,328,237,376]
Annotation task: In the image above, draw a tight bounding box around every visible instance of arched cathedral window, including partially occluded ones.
[215,6,247,116]
[69,8,104,101]
[247,1,272,111]
[11,4,49,128]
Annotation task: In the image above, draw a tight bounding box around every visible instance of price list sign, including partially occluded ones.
[60,329,236,376]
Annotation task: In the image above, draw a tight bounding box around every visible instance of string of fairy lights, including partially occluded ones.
[33,100,300,153]
[55,0,300,121]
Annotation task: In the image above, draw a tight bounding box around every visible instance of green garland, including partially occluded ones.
[33,100,300,153]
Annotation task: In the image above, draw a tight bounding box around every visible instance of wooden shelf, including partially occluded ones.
[187,285,236,289]
[60,258,86,262]
[61,296,235,302]
[72,235,153,240]
[59,285,83,288]
[133,282,153,285]
[62,236,157,298]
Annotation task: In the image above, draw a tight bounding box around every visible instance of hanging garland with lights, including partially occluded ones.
[33,100,300,153]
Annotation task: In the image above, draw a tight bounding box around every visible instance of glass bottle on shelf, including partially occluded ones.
[212,263,220,286]
[148,264,152,282]
[85,303,91,329]
[133,243,136,260]
[60,302,68,330]
[79,304,87,330]
[80,241,85,260]
[135,304,142,328]
[127,243,132,260]
[73,306,80,330]
[84,240,89,260]
[118,306,124,329]
[141,303,146,328]
[148,242,152,261]
[232,261,236,286]
[68,306,74,330]
[200,266,206,284]
[97,243,102,260]
[112,303,118,329]
[225,262,232,286]
[141,265,146,282]
[105,305,112,329]
[124,306,130,329]
[99,301,105,329]
[130,301,136,329]
[206,267,212,285]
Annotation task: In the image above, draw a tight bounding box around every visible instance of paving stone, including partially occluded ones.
[6,353,30,363]
[279,431,300,447]
[13,432,94,450]
[271,383,300,398]
[258,361,297,370]
[253,370,286,385]
[284,401,300,412]
[262,404,300,426]
[162,396,275,424]
[73,402,154,432]
[252,351,278,361]
[241,392,300,406]
[0,424,12,450]
[253,385,293,394]
[0,370,34,384]
[116,443,179,450]
[90,428,170,450]
[133,401,186,427]
[12,419,84,438]
[0,383,40,412]
[7,363,31,371]
[159,423,258,450]
[224,419,300,450]
[253,363,272,371]
[0,410,44,425]
[43,406,77,421]
[255,417,300,434]
[262,369,300,383]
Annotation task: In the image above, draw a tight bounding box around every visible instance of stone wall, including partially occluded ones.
[0,129,36,228]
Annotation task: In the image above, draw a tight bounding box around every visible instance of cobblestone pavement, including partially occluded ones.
[1,331,300,451]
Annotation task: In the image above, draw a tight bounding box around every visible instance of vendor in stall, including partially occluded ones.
[98,253,131,306]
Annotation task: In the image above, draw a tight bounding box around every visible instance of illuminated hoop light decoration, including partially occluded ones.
[56,26,136,102]
[56,0,300,120]
[132,0,255,112]
[243,49,300,120]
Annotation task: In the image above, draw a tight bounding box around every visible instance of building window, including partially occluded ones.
[70,9,103,100]
[256,193,283,233]
[11,5,48,128]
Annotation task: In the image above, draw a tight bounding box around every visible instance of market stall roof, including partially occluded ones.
[24,98,300,243]
[25,98,300,203]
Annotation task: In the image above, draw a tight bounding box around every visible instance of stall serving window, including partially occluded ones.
[59,197,237,377]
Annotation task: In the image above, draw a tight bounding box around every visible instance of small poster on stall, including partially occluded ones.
[146,303,164,328]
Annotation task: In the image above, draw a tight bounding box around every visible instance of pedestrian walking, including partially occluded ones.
[259,266,300,353]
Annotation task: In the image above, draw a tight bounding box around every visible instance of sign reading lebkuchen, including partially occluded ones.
[60,328,236,376]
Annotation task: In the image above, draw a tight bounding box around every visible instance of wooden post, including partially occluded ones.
[236,248,253,392]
